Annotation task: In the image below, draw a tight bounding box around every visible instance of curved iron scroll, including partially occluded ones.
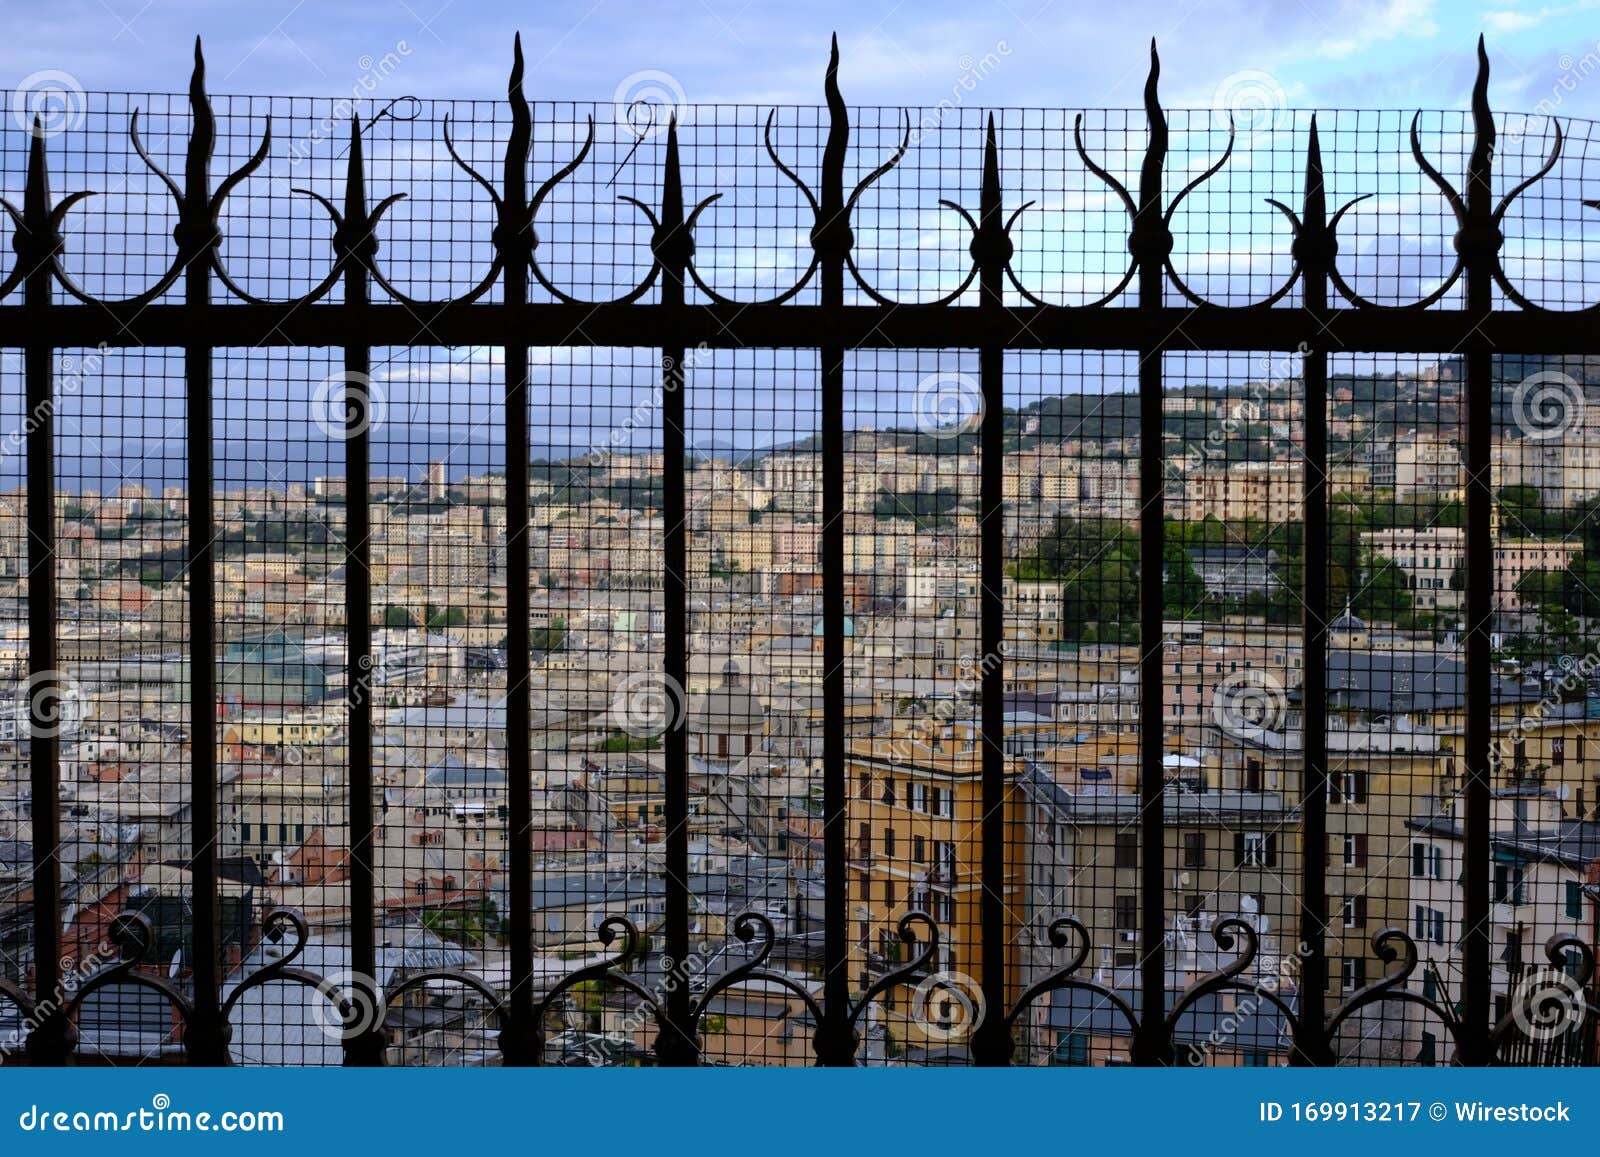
[1326,927,1465,1064]
[1005,916,1140,1061]
[1489,934,1598,1065]
[9,34,1591,315]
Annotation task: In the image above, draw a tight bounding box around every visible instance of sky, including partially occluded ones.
[3,0,1599,480]
[1,0,1599,117]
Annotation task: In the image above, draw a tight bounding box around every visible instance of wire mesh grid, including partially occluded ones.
[0,81,1596,1068]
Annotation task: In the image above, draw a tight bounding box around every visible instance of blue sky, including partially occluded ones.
[3,1,1599,479]
[2,0,1599,116]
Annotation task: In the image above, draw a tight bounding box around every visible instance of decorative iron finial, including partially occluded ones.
[0,118,90,300]
[1129,39,1172,267]
[649,117,695,273]
[813,33,852,263]
[968,114,1013,274]
[1458,34,1502,271]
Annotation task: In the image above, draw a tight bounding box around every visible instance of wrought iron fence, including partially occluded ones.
[0,32,1597,1066]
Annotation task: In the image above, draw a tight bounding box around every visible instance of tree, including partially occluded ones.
[425,604,467,628]
[383,605,417,628]
[1516,569,1565,611]
[1162,541,1207,618]
[532,616,565,653]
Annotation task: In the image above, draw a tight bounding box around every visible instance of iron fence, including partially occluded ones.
[0,32,1597,1066]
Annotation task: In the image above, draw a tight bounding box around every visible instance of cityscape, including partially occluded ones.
[0,1,1597,1090]
[2,347,1598,1065]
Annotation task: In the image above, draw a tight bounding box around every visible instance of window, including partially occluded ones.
[1419,1031,1438,1067]
[884,828,897,858]
[1183,832,1206,869]
[1410,842,1442,879]
[882,778,896,806]
[1566,880,1583,921]
[1552,738,1565,766]
[1053,1032,1089,1067]
[1341,835,1367,868]
[1493,864,1525,906]
[1114,895,1137,933]
[913,835,926,864]
[932,788,952,818]
[1341,895,1367,928]
[1114,832,1138,869]
[1236,832,1278,868]
[1414,905,1446,944]
[934,892,955,924]
[1329,770,1366,805]
[1340,957,1367,991]
[858,772,870,801]
[913,784,929,813]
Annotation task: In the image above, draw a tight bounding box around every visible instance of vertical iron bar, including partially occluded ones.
[20,120,68,1066]
[339,116,383,1066]
[181,40,225,1066]
[815,34,854,1067]
[1294,116,1331,1066]
[655,118,698,1067]
[1131,41,1171,1067]
[971,116,1012,1067]
[1460,36,1497,1067]
[500,35,537,1066]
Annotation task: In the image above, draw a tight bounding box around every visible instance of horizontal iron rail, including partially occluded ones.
[0,304,1595,352]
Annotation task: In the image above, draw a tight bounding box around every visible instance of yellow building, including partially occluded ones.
[845,722,1023,1052]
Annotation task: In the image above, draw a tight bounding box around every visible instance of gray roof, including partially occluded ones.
[1408,815,1600,869]
[1300,649,1541,714]
[1022,765,1293,824]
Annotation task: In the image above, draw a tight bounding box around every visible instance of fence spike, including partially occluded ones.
[814,32,851,263]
